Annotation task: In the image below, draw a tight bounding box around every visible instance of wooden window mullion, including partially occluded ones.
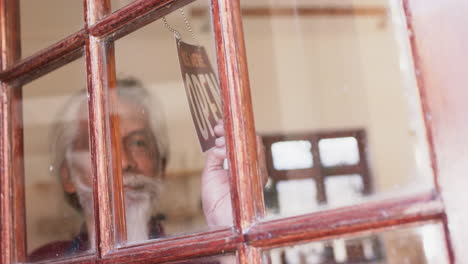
[84,0,126,256]
[0,0,26,263]
[311,135,327,204]
[355,131,372,194]
[402,0,466,262]
[0,30,86,87]
[238,245,263,264]
[246,191,443,248]
[212,0,265,263]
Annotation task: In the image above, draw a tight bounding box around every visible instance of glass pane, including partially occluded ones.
[21,0,83,58]
[167,252,237,264]
[111,0,230,246]
[110,0,208,14]
[272,141,314,170]
[319,137,359,167]
[276,179,317,216]
[111,0,133,12]
[325,175,364,207]
[263,223,449,264]
[243,0,434,218]
[24,59,93,261]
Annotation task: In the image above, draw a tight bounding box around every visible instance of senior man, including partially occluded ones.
[29,78,233,261]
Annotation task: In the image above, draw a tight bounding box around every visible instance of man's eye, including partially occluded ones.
[131,139,148,147]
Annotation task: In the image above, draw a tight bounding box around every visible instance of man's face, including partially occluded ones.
[63,97,161,202]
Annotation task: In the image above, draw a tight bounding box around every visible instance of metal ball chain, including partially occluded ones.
[179,8,199,44]
[162,16,182,40]
[162,8,199,44]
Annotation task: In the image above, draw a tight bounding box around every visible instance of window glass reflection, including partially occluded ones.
[166,253,237,264]
[243,0,434,218]
[21,0,83,58]
[111,0,134,12]
[263,223,449,264]
[112,0,230,245]
[24,59,92,262]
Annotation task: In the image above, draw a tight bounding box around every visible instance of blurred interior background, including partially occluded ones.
[20,0,445,263]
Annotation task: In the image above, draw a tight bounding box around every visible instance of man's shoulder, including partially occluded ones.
[28,231,89,262]
[28,240,75,262]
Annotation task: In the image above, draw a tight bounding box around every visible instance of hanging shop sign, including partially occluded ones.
[177,40,223,152]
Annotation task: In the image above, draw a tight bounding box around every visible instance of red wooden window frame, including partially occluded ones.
[1,0,467,263]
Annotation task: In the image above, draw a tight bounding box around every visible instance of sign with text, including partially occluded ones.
[177,40,223,152]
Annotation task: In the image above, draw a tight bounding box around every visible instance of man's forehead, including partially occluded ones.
[74,97,150,122]
[73,97,153,138]
[115,98,149,121]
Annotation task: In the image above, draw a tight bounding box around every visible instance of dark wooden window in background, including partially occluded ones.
[261,130,378,263]
[262,130,371,208]
[1,0,467,263]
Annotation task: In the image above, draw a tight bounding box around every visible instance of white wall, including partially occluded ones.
[242,3,432,196]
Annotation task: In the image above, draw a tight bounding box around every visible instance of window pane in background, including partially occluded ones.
[276,179,317,216]
[272,140,314,170]
[319,137,360,167]
[241,0,434,218]
[325,174,364,207]
[112,0,229,246]
[21,0,83,59]
[263,223,449,264]
[23,59,93,262]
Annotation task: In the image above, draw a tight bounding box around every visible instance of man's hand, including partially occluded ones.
[201,120,268,228]
[201,121,232,227]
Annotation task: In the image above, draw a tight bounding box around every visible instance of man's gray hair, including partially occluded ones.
[50,78,169,208]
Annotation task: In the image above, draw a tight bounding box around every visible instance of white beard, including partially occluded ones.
[123,173,162,244]
[124,194,151,244]
[69,162,162,246]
